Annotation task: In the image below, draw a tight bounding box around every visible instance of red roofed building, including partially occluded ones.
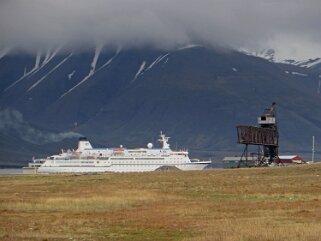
[277,155,304,164]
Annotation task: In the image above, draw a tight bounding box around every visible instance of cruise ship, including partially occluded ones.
[23,132,211,173]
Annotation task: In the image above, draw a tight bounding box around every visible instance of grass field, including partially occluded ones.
[1,164,321,241]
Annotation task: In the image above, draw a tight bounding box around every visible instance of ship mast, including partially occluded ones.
[159,131,170,149]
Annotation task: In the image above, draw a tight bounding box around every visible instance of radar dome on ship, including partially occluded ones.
[147,143,153,149]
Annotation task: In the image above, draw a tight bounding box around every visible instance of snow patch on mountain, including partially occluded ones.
[100,56,114,69]
[147,54,169,70]
[284,70,309,77]
[4,49,63,92]
[4,51,42,91]
[89,45,103,75]
[132,61,146,82]
[282,58,321,68]
[34,51,42,70]
[291,72,308,77]
[0,47,11,60]
[255,49,275,62]
[240,48,321,69]
[59,46,103,99]
[68,70,76,80]
[20,50,43,78]
[178,44,202,51]
[147,55,162,70]
[131,54,169,83]
[43,49,52,64]
[97,47,121,71]
[60,75,90,99]
[284,70,308,77]
[240,48,275,62]
[25,49,61,79]
[27,54,72,92]
[42,47,61,66]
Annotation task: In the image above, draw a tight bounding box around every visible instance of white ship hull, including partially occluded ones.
[37,162,209,173]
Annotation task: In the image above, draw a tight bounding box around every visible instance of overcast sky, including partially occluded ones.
[0,0,320,60]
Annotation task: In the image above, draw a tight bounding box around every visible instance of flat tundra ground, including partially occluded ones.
[1,164,321,241]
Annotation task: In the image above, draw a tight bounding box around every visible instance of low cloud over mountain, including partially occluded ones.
[0,0,320,59]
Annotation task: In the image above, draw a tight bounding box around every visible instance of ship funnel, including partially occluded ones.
[77,137,93,150]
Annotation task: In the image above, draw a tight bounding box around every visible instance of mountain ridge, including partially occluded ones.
[240,48,321,70]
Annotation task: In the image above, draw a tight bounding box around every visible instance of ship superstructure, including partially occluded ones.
[24,132,211,173]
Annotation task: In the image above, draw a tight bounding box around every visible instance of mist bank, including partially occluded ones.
[0,108,82,144]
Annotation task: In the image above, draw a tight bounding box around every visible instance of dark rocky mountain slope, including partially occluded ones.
[1,46,321,165]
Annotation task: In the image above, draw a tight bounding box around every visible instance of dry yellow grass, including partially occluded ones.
[1,164,321,240]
